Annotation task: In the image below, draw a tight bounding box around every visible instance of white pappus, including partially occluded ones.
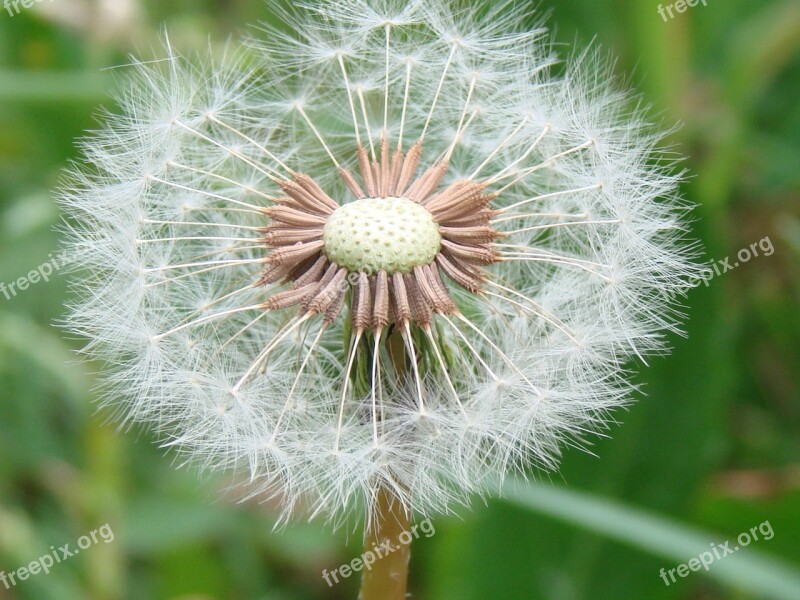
[59,0,698,525]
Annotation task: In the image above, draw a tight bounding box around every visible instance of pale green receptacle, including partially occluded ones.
[323,197,441,275]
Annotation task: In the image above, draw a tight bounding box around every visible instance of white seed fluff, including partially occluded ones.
[59,0,698,524]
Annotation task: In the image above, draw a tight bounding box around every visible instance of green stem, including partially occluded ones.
[357,327,413,599]
[359,485,411,600]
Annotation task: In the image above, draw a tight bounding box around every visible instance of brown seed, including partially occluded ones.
[339,167,365,199]
[404,273,432,326]
[391,272,411,323]
[373,270,390,329]
[265,206,328,228]
[353,271,374,330]
[265,227,323,246]
[439,226,502,244]
[294,173,340,212]
[266,240,325,264]
[266,283,318,310]
[358,145,377,197]
[405,161,449,203]
[395,141,422,196]
[291,255,329,288]
[436,253,483,292]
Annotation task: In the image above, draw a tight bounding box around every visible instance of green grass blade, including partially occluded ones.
[504,479,800,600]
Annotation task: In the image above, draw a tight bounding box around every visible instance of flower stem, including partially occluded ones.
[359,484,411,600]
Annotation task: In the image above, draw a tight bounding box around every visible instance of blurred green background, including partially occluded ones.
[1,1,799,598]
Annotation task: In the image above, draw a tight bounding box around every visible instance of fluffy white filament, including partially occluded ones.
[60,0,697,525]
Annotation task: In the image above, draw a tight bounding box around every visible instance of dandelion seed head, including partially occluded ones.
[60,0,698,524]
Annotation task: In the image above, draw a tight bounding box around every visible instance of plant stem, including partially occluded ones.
[359,484,411,600]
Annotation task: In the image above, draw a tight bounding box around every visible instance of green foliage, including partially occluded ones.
[0,1,797,598]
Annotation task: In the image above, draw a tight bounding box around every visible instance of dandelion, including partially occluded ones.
[60,1,697,596]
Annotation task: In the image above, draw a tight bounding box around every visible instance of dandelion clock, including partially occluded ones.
[60,1,696,596]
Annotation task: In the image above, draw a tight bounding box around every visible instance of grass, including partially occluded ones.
[0,1,798,598]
